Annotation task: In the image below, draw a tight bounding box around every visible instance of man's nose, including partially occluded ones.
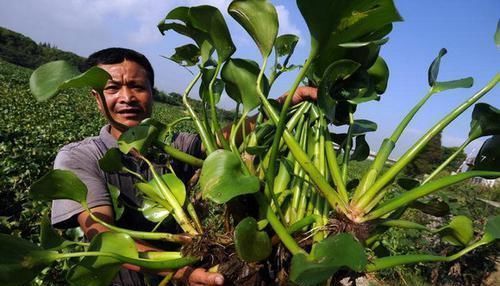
[118,86,136,102]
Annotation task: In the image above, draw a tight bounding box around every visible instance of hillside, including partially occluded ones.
[0,26,84,68]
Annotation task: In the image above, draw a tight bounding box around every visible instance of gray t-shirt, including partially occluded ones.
[51,125,202,286]
[51,125,202,229]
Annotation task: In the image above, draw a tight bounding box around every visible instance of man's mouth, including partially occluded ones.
[116,108,143,117]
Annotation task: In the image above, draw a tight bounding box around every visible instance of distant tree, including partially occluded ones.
[0,26,83,68]
[405,132,442,177]
[442,146,467,173]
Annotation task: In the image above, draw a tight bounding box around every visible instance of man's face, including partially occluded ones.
[93,60,153,138]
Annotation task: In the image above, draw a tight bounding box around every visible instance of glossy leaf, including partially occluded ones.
[108,184,124,220]
[234,217,272,262]
[396,177,420,190]
[221,58,269,113]
[427,48,473,93]
[199,67,224,103]
[118,124,159,154]
[40,215,66,250]
[437,216,474,246]
[318,60,361,122]
[158,6,214,65]
[483,215,500,243]
[169,44,200,66]
[199,150,260,204]
[428,48,447,86]
[431,77,473,93]
[352,119,378,135]
[189,5,236,63]
[473,135,500,173]
[98,148,124,172]
[136,174,186,222]
[409,199,450,217]
[0,234,55,286]
[275,34,300,57]
[367,56,389,94]
[30,60,110,101]
[67,232,138,286]
[495,20,500,47]
[290,233,367,285]
[229,0,278,57]
[350,135,370,161]
[30,169,87,204]
[468,103,500,140]
[297,0,402,75]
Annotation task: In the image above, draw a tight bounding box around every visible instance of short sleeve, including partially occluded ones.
[170,133,203,183]
[51,143,111,229]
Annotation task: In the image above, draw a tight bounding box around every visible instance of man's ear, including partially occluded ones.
[91,89,104,114]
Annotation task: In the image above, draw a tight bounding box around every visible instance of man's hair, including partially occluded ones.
[80,47,154,87]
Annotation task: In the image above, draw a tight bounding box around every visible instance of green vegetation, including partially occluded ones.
[0,26,84,69]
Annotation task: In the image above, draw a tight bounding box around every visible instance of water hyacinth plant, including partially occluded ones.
[3,0,499,285]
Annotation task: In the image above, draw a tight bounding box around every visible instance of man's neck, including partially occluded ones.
[110,126,123,139]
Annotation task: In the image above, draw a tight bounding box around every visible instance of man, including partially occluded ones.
[51,47,316,285]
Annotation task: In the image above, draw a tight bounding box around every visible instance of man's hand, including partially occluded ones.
[174,266,224,286]
[277,86,317,105]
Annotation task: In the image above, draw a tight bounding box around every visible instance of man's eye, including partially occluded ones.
[105,86,119,92]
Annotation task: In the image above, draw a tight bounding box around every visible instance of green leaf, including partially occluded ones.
[473,135,500,172]
[468,103,500,141]
[199,150,260,204]
[431,77,473,93]
[228,0,278,57]
[136,174,186,222]
[189,5,236,63]
[234,217,272,262]
[437,216,474,246]
[352,119,377,135]
[67,232,138,286]
[428,48,447,86]
[169,44,200,66]
[350,135,370,161]
[30,60,110,101]
[396,177,420,190]
[409,199,450,217]
[118,124,159,154]
[98,148,124,172]
[275,34,300,58]
[318,59,361,122]
[30,169,87,204]
[495,20,500,48]
[40,215,66,250]
[0,234,56,286]
[158,7,214,65]
[108,184,124,220]
[297,0,402,75]
[367,56,389,94]
[221,58,269,113]
[483,215,500,243]
[290,233,367,285]
[199,67,224,103]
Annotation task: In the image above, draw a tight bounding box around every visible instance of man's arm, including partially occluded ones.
[77,206,224,285]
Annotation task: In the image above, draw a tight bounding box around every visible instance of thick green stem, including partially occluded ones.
[361,171,500,222]
[341,112,354,183]
[255,193,306,255]
[352,90,434,203]
[182,72,217,154]
[155,141,203,167]
[87,211,191,244]
[139,155,198,235]
[422,138,470,184]
[356,75,499,210]
[53,251,198,270]
[209,63,230,150]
